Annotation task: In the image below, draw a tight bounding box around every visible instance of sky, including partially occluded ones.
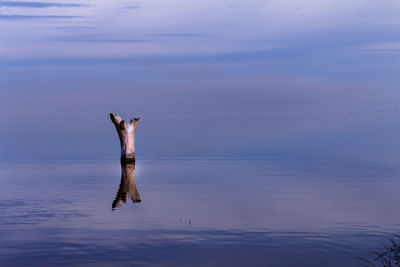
[0,0,400,160]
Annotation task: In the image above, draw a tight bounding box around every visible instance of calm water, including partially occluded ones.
[1,153,400,266]
[1,111,400,266]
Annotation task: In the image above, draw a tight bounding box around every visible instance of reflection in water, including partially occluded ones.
[2,158,400,266]
[112,163,141,210]
[362,235,400,267]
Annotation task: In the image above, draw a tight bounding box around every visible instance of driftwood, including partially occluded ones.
[112,163,141,209]
[110,113,140,164]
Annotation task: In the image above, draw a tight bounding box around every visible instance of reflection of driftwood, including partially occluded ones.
[361,235,400,267]
[112,163,141,209]
[110,113,140,164]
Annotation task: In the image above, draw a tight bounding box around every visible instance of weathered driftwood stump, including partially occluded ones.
[112,163,141,209]
[110,113,140,164]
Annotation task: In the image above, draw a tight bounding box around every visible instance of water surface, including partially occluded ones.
[1,154,400,266]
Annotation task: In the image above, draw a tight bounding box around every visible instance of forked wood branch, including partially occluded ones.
[110,113,140,164]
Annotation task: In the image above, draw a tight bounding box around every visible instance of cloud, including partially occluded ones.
[350,41,400,52]
[124,5,140,9]
[150,33,207,38]
[56,26,96,31]
[0,2,86,8]
[0,15,84,20]
[49,34,152,43]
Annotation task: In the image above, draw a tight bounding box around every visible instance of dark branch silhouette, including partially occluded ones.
[360,235,400,267]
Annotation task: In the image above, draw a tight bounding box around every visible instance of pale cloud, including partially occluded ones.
[352,41,400,51]
[0,2,86,8]
[1,0,399,59]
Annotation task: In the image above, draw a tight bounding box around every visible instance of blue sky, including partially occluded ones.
[1,1,399,64]
[0,0,400,159]
[1,0,399,93]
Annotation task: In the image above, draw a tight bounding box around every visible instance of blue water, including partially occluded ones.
[1,154,400,266]
[1,111,400,266]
